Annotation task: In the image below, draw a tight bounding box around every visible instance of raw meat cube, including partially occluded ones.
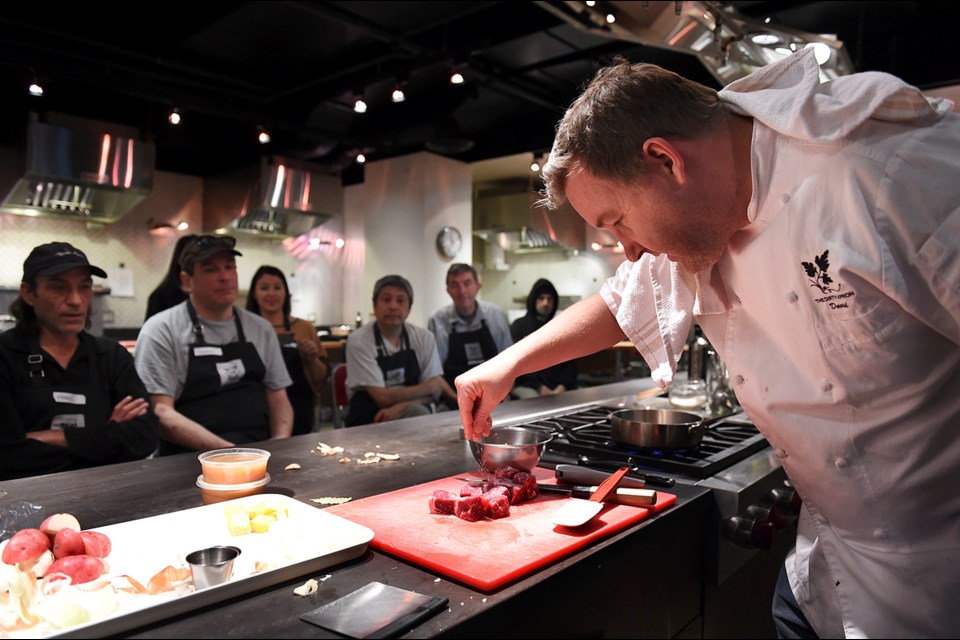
[480,493,510,519]
[429,490,459,514]
[454,496,486,522]
[460,484,484,498]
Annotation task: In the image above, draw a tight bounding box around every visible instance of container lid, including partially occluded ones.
[197,447,270,465]
[196,473,271,492]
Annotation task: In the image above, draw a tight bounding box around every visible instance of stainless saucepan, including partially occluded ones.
[609,408,738,450]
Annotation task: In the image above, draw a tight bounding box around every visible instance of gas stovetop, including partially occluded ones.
[525,406,770,480]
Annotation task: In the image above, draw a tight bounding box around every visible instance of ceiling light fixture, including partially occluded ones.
[450,70,464,85]
[356,152,366,164]
[168,108,181,125]
[606,12,616,24]
[28,81,44,97]
[257,127,271,144]
[530,153,542,172]
[391,86,405,103]
[334,237,345,249]
[354,97,368,113]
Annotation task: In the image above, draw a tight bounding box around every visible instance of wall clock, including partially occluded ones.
[435,225,462,259]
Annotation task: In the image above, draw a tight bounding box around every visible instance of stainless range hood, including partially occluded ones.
[203,157,342,239]
[1,120,154,224]
[474,180,583,254]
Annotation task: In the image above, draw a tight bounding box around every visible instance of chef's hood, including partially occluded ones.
[203,157,342,239]
[1,120,154,224]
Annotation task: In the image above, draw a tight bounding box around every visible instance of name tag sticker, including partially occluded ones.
[464,342,484,364]
[216,359,246,386]
[194,346,224,357]
[53,392,87,405]
[51,414,86,429]
[385,367,406,386]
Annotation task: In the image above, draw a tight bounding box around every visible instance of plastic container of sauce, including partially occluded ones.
[196,474,271,505]
[198,448,270,484]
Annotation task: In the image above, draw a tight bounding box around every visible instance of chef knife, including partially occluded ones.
[554,463,676,489]
[538,483,657,507]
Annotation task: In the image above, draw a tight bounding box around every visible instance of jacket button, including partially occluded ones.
[781,193,791,204]
[787,291,798,303]
[735,375,745,385]
[822,381,833,393]
[774,448,788,458]
[834,457,848,468]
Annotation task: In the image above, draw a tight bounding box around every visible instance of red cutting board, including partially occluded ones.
[327,468,676,591]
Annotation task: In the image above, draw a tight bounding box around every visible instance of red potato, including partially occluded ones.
[1,528,51,565]
[52,527,85,559]
[79,531,111,559]
[40,513,82,544]
[43,554,106,585]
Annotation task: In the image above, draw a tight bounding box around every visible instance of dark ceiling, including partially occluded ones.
[1,1,958,182]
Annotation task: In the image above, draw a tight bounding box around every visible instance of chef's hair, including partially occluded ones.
[540,56,723,210]
[373,274,413,306]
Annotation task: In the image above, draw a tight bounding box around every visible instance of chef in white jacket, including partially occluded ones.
[455,49,960,638]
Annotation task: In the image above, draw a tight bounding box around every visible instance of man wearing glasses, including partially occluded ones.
[135,236,293,455]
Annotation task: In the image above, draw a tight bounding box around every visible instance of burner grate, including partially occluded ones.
[529,407,769,479]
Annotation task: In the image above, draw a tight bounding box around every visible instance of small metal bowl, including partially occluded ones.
[469,426,553,472]
[186,545,241,590]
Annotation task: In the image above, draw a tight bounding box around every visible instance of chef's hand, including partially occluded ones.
[456,359,515,441]
[110,395,149,423]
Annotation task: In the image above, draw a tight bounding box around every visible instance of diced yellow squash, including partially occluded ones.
[227,512,252,536]
[251,513,275,533]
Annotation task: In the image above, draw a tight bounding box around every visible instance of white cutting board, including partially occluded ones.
[5,493,373,639]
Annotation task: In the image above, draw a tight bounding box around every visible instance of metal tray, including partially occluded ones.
[10,493,373,638]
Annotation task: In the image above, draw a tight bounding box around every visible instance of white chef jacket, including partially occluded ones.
[601,50,960,637]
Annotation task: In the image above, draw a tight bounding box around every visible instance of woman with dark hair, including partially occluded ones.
[246,266,328,435]
[144,234,197,321]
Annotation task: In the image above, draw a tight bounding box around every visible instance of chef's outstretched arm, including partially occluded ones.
[455,293,626,440]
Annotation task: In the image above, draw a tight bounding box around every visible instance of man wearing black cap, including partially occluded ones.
[135,235,293,454]
[0,242,159,480]
[344,274,445,426]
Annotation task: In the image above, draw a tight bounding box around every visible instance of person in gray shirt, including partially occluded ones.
[135,235,292,455]
[427,263,512,409]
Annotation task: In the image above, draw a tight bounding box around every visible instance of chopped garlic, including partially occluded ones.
[293,578,319,596]
[338,457,352,464]
[316,442,345,456]
[284,463,301,471]
[357,456,380,464]
[379,452,400,460]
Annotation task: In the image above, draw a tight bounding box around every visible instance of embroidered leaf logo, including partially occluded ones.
[801,250,840,294]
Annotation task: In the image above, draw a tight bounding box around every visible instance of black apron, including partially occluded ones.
[442,318,498,386]
[440,318,499,410]
[277,320,315,436]
[26,336,110,435]
[346,324,421,427]
[162,302,269,456]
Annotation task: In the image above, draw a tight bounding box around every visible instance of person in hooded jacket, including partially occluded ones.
[509,278,577,399]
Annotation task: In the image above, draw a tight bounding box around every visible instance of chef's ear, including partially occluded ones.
[643,137,686,185]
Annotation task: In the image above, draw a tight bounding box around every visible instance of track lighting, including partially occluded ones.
[257,127,271,144]
[28,81,44,97]
[530,153,542,172]
[450,70,464,85]
[168,108,181,125]
[354,97,367,113]
[356,152,366,164]
[391,86,405,103]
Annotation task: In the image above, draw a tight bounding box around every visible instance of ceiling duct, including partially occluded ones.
[541,1,854,85]
[203,157,342,239]
[1,121,154,224]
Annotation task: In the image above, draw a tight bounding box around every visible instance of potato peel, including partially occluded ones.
[293,578,319,596]
[309,497,352,505]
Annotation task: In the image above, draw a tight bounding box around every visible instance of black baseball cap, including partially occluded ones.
[178,235,242,272]
[22,242,107,282]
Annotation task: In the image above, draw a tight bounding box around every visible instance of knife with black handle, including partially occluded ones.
[554,463,676,489]
[538,483,657,506]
